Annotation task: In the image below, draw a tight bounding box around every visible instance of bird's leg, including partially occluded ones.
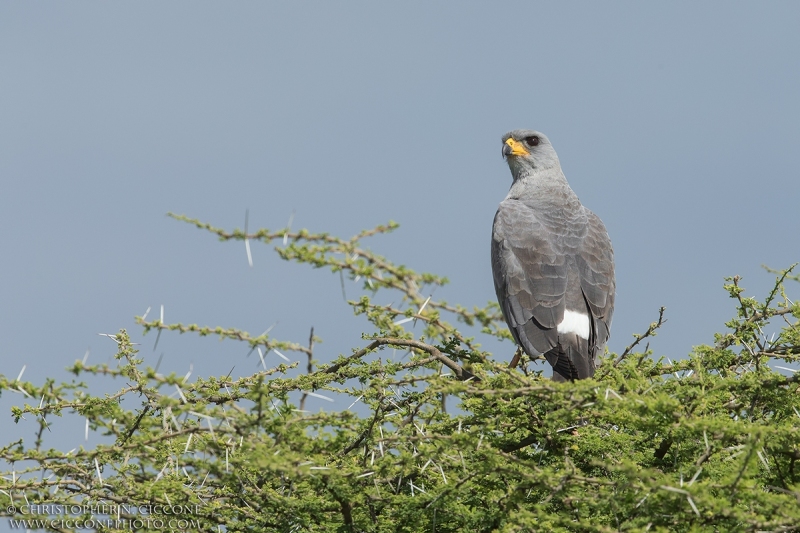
[509,346,524,369]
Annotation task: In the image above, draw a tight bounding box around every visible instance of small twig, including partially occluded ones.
[339,404,383,457]
[299,327,314,411]
[716,267,797,351]
[732,276,749,320]
[324,337,477,382]
[118,404,151,446]
[613,307,667,367]
[324,340,383,375]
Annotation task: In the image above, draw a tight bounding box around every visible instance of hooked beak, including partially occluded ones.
[503,138,530,158]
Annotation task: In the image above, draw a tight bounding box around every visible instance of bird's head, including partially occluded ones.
[502,130,560,179]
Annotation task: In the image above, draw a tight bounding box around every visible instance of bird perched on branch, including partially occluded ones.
[491,130,615,381]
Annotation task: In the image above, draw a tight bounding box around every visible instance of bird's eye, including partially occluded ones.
[524,136,540,147]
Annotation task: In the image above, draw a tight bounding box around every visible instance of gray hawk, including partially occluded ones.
[491,130,615,381]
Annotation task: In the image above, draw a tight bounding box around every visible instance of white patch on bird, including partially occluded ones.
[557,310,590,340]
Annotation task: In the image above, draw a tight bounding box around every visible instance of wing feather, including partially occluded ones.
[492,199,568,353]
[577,210,616,333]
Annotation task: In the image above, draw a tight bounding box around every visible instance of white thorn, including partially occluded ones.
[687,496,700,516]
[260,322,278,337]
[688,467,702,486]
[348,395,363,410]
[244,209,253,267]
[272,349,290,362]
[155,462,169,482]
[94,458,103,485]
[418,296,431,315]
[283,210,295,245]
[97,333,120,344]
[605,388,622,400]
[757,449,770,471]
[168,408,181,431]
[438,464,448,484]
[304,391,334,402]
[175,385,187,404]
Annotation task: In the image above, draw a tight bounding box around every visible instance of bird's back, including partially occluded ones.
[492,131,615,380]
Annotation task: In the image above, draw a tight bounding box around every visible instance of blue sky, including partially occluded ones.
[1,3,799,429]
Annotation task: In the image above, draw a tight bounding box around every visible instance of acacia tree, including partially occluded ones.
[1,214,799,532]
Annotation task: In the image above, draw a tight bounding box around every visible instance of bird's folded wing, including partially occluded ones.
[575,211,615,330]
[491,199,568,334]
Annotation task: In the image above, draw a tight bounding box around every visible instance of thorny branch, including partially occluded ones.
[2,218,799,531]
[612,306,667,368]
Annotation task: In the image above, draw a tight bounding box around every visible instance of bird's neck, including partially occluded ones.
[507,166,580,209]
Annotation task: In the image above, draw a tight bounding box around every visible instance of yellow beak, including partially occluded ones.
[504,138,530,157]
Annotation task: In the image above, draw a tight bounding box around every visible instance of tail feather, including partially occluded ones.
[545,335,595,381]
